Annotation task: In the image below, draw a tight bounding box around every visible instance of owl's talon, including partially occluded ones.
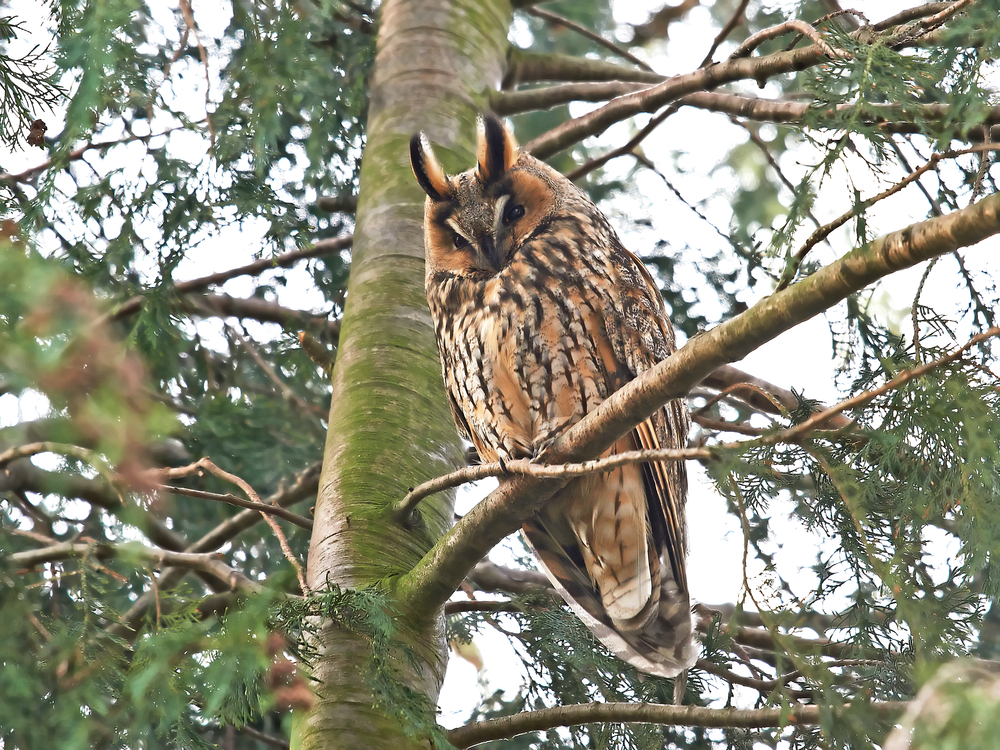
[497,456,508,475]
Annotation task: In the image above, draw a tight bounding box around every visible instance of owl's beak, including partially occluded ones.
[480,235,504,273]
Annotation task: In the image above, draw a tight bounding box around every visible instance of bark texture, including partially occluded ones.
[299,0,511,747]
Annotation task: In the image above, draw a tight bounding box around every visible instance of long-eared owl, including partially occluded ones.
[410,114,696,677]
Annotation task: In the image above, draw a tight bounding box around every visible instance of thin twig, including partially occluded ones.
[779,326,1000,443]
[632,152,738,250]
[731,117,825,231]
[196,459,310,595]
[525,7,653,72]
[156,484,313,530]
[911,257,939,363]
[565,105,678,181]
[0,123,200,185]
[729,20,845,60]
[775,144,1000,291]
[229,327,326,419]
[692,415,767,436]
[692,382,785,418]
[700,0,750,67]
[872,2,953,31]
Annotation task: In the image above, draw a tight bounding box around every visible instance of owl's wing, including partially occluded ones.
[607,243,691,593]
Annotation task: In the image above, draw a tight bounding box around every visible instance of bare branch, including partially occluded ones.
[503,49,663,88]
[445,600,527,614]
[565,106,678,182]
[700,0,750,67]
[492,81,649,116]
[397,187,1000,620]
[104,234,352,324]
[466,561,552,595]
[524,41,834,159]
[315,193,358,213]
[729,20,845,60]
[195,458,310,594]
[676,92,1000,138]
[446,700,907,748]
[156,484,313,530]
[871,2,954,31]
[192,293,341,339]
[107,461,320,638]
[524,7,653,72]
[525,16,996,159]
[394,447,710,522]
[7,541,262,594]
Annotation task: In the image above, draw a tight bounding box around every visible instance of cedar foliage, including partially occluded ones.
[2,1,1000,748]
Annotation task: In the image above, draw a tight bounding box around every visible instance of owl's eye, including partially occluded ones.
[453,234,469,249]
[503,203,525,225]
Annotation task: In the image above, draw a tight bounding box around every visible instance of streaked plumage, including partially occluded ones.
[410,114,696,677]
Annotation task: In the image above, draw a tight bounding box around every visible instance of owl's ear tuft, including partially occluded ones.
[476,113,518,184]
[410,132,452,201]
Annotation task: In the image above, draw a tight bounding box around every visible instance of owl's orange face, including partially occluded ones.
[411,116,559,279]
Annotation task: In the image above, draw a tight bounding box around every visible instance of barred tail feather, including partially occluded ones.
[522,521,697,679]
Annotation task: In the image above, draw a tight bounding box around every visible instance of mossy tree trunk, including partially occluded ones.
[298,0,511,746]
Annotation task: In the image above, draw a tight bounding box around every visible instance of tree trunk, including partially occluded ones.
[299,0,511,746]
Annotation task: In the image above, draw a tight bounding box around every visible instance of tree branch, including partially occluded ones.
[190,293,341,339]
[7,541,262,595]
[156,484,314,530]
[104,235,352,324]
[675,92,1000,140]
[315,193,358,213]
[503,49,663,88]
[524,12,993,159]
[492,81,649,116]
[524,7,653,72]
[395,446,710,521]
[397,188,1000,620]
[446,700,907,748]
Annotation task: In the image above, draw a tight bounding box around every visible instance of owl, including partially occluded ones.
[410,114,696,678]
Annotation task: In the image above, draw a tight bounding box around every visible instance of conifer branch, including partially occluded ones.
[446,700,908,748]
[397,187,1000,620]
[0,123,201,185]
[525,10,995,159]
[778,325,1000,443]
